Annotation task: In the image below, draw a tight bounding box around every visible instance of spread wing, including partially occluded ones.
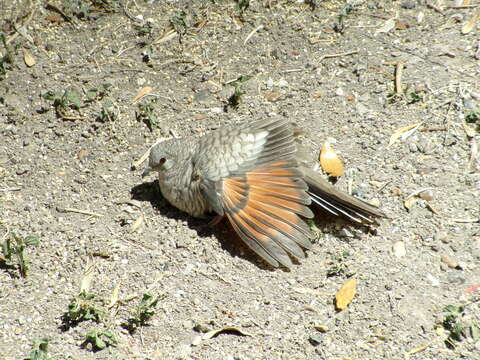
[194,119,314,268]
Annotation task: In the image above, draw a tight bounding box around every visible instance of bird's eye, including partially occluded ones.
[159,158,166,165]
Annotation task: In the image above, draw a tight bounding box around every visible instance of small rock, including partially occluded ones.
[434,231,449,243]
[369,198,381,207]
[426,273,440,287]
[309,334,323,346]
[277,79,289,88]
[401,1,416,9]
[335,88,344,97]
[393,241,406,258]
[314,324,329,332]
[463,97,477,110]
[77,149,91,161]
[419,189,434,201]
[447,272,465,284]
[409,143,418,153]
[440,255,459,269]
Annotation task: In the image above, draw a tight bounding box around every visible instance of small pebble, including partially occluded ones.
[419,190,434,201]
[440,255,459,269]
[401,1,416,9]
[426,273,440,287]
[434,231,449,243]
[309,334,323,346]
[393,241,406,258]
[447,272,465,284]
[314,324,329,333]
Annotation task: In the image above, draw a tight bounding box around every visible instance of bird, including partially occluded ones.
[142,118,384,268]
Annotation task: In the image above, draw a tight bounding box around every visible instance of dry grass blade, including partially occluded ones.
[131,86,154,105]
[388,122,423,148]
[461,12,480,34]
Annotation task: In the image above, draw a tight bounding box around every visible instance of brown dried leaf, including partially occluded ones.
[319,141,344,177]
[202,327,253,340]
[131,86,154,104]
[335,278,357,310]
[24,49,35,67]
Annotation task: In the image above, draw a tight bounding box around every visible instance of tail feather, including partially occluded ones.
[301,166,384,223]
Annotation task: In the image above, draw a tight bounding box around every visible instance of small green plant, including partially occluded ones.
[442,304,480,348]
[170,10,188,35]
[24,338,53,360]
[136,101,158,131]
[407,91,423,104]
[326,251,351,277]
[42,90,82,118]
[135,21,153,37]
[227,75,251,108]
[465,111,480,132]
[62,290,103,328]
[85,83,112,102]
[0,33,14,81]
[123,292,160,333]
[235,0,250,15]
[83,329,117,351]
[1,232,39,277]
[96,99,117,122]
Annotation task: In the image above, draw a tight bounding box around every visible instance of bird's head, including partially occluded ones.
[142,139,178,177]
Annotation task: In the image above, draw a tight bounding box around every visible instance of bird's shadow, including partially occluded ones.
[131,181,377,271]
[131,180,277,270]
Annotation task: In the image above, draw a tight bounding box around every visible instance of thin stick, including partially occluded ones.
[244,25,264,45]
[0,187,21,192]
[60,208,103,217]
[131,138,167,170]
[318,50,358,62]
[426,2,446,15]
[394,62,404,95]
[447,5,478,9]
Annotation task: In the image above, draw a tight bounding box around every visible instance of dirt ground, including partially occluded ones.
[1,0,479,359]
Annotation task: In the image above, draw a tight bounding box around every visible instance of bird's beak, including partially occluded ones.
[142,167,152,178]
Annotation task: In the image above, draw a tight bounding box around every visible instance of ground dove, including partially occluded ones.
[142,119,383,268]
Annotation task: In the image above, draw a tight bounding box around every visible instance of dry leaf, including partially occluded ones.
[461,12,480,34]
[319,141,344,177]
[388,122,422,148]
[463,122,476,137]
[393,241,406,258]
[404,196,417,210]
[24,49,35,67]
[314,324,329,332]
[440,255,459,269]
[131,86,154,104]
[80,258,94,293]
[202,327,253,340]
[335,278,357,310]
[108,283,121,308]
[375,18,396,35]
[129,214,144,233]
